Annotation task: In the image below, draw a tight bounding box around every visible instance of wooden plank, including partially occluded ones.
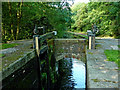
[40,45,48,55]
[45,51,50,89]
[92,36,95,49]
[55,54,64,61]
[39,32,54,45]
[2,57,39,89]
[35,37,40,56]
[2,50,36,81]
[1,45,48,81]
[89,36,92,49]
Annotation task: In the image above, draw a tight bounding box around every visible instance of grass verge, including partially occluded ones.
[118,45,120,48]
[104,50,119,67]
[0,54,5,58]
[79,34,88,39]
[0,43,19,50]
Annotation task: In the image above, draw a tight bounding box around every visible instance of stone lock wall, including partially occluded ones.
[54,39,86,62]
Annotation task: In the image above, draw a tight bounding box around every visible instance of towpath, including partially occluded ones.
[87,38,119,88]
[0,39,33,70]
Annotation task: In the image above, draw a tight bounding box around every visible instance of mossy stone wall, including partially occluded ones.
[54,39,86,62]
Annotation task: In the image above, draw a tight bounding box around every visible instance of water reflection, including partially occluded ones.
[56,58,86,89]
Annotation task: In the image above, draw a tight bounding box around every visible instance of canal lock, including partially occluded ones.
[1,36,87,89]
[37,39,87,89]
[53,39,87,89]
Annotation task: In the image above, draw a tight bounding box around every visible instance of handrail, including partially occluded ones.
[39,32,54,44]
[33,31,56,56]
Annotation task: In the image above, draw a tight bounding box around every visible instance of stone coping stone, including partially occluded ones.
[0,48,19,54]
[0,50,36,81]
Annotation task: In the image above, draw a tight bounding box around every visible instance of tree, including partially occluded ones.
[2,2,72,42]
[71,2,120,38]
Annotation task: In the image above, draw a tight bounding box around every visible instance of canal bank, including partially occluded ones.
[1,35,58,89]
[86,39,119,88]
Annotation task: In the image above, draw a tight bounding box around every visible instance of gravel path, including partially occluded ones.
[87,39,119,88]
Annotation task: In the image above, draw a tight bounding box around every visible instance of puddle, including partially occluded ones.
[55,58,86,89]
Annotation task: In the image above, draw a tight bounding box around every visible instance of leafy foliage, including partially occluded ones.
[71,2,120,38]
[2,2,72,42]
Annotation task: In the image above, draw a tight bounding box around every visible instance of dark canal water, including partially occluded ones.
[2,57,86,89]
[55,58,86,90]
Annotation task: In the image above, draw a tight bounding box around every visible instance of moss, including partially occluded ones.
[41,73,47,79]
[103,79,117,83]
[2,51,25,70]
[88,52,93,55]
[1,44,33,71]
[0,62,2,71]
[96,44,101,48]
[92,79,118,83]
[41,60,45,65]
[51,73,55,83]
[92,79,100,82]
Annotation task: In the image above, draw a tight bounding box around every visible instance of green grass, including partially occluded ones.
[104,50,119,67]
[96,44,101,48]
[118,45,120,48]
[88,52,93,55]
[0,54,5,58]
[79,34,88,39]
[0,43,19,50]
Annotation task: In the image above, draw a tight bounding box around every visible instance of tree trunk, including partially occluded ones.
[8,1,15,40]
[16,2,23,40]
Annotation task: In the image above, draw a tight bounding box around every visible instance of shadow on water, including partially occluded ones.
[55,58,86,90]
